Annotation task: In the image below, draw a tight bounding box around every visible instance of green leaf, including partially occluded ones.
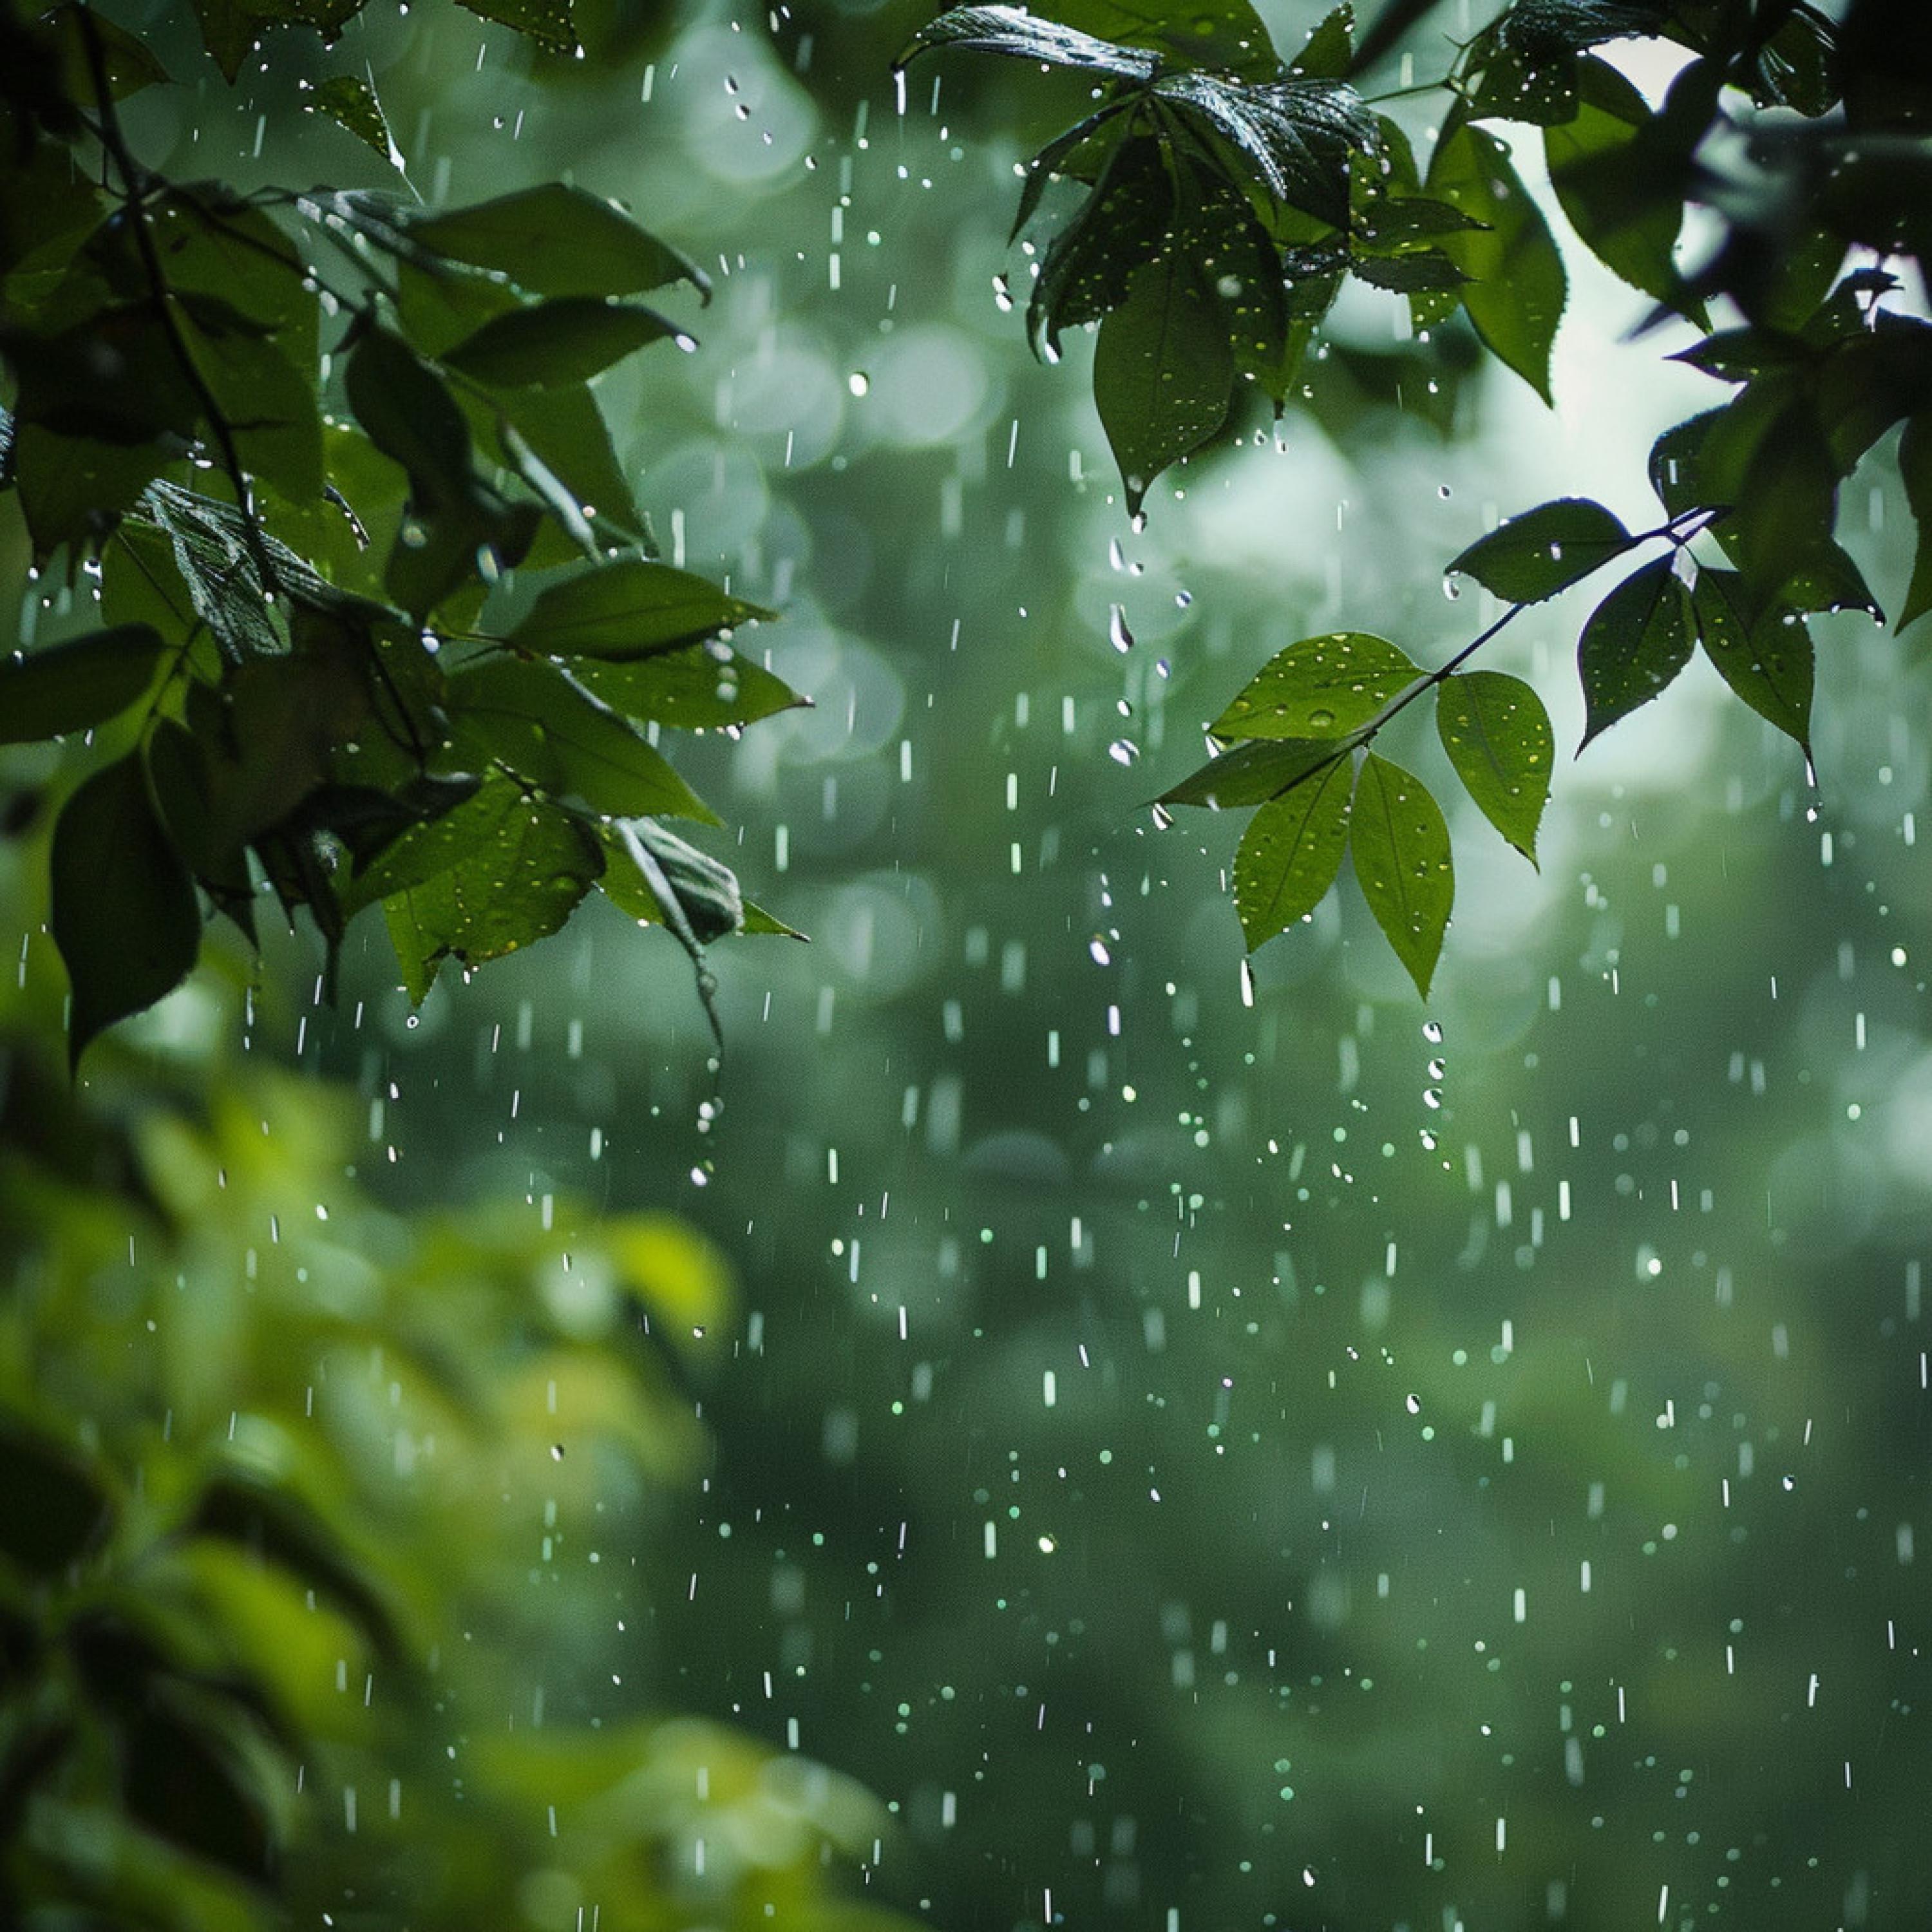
[1434,669,1552,863]
[1028,135,1174,357]
[446,656,717,821]
[406,184,707,302]
[180,310,324,506]
[1427,122,1566,404]
[1211,631,1420,739]
[896,6,1160,82]
[300,73,402,167]
[0,1417,113,1577]
[10,423,169,558]
[1899,413,1932,632]
[599,817,744,943]
[1095,250,1237,517]
[741,898,806,939]
[117,1684,279,1880]
[51,753,202,1065]
[1448,497,1634,603]
[1158,737,1344,809]
[1577,556,1694,748]
[187,0,367,82]
[485,381,652,551]
[1291,3,1354,79]
[363,782,603,1000]
[456,0,574,50]
[1349,751,1452,995]
[1350,250,1468,293]
[442,298,686,388]
[1232,755,1353,949]
[1546,56,1705,323]
[1032,0,1281,79]
[571,643,805,730]
[1745,3,1839,116]
[507,558,771,659]
[0,624,166,743]
[1690,569,1813,751]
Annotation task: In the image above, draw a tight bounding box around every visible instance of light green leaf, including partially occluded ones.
[507,559,771,660]
[52,753,202,1066]
[1094,249,1237,518]
[1231,755,1354,950]
[571,644,805,730]
[447,657,717,822]
[1434,669,1552,863]
[1211,632,1420,739]
[1428,122,1567,404]
[1691,569,1814,751]
[1577,556,1694,748]
[1349,752,1452,995]
[1448,497,1634,603]
[598,819,743,943]
[0,625,167,743]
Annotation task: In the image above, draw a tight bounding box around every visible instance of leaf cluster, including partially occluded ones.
[2,5,804,1065]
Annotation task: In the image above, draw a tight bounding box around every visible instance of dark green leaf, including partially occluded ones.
[406,184,709,301]
[1691,569,1813,749]
[1428,122,1567,403]
[1028,135,1173,357]
[1546,55,1705,321]
[1745,3,1839,116]
[1291,3,1353,78]
[11,423,167,557]
[0,1417,113,1577]
[1434,668,1553,862]
[447,656,717,820]
[1899,412,1932,632]
[1094,251,1237,516]
[1351,250,1468,292]
[1158,737,1343,808]
[180,314,324,506]
[455,0,574,52]
[187,0,367,82]
[1232,755,1353,949]
[1448,496,1634,602]
[571,643,805,729]
[51,753,202,1065]
[1211,631,1420,739]
[507,558,772,659]
[1461,0,1665,126]
[485,381,652,552]
[599,817,743,943]
[442,298,686,388]
[118,1688,276,1880]
[300,73,402,167]
[1577,556,1694,748]
[896,6,1159,80]
[0,624,166,743]
[1026,0,1280,79]
[1670,327,1808,383]
[1349,750,1452,995]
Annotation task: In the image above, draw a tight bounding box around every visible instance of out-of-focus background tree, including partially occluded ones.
[5,1,1931,1929]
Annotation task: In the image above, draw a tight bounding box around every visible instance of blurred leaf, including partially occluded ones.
[1546,55,1705,321]
[1428,122,1566,403]
[187,0,369,82]
[1159,737,1345,808]
[1744,2,1840,115]
[1094,249,1236,517]
[299,73,401,166]
[117,1687,277,1880]
[571,643,805,730]
[1434,668,1553,862]
[1690,567,1813,750]
[1349,750,1452,994]
[448,656,717,820]
[0,1416,113,1577]
[1577,556,1694,748]
[1448,496,1634,602]
[1211,632,1419,739]
[442,298,685,388]
[507,558,771,659]
[0,623,166,743]
[1232,755,1353,948]
[406,184,708,301]
[51,754,202,1066]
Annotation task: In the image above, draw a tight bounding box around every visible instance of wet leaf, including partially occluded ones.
[0,1416,113,1576]
[51,753,202,1066]
[1577,556,1694,748]
[301,73,401,166]
[442,298,684,388]
[1231,755,1353,949]
[1211,632,1420,739]
[571,643,805,730]
[1691,567,1813,750]
[455,0,574,53]
[896,6,1160,82]
[1158,737,1345,809]
[1434,669,1552,862]
[1448,497,1634,603]
[508,558,771,660]
[1349,750,1452,994]
[600,818,743,943]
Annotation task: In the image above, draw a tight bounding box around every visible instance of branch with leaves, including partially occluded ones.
[907,0,1932,992]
